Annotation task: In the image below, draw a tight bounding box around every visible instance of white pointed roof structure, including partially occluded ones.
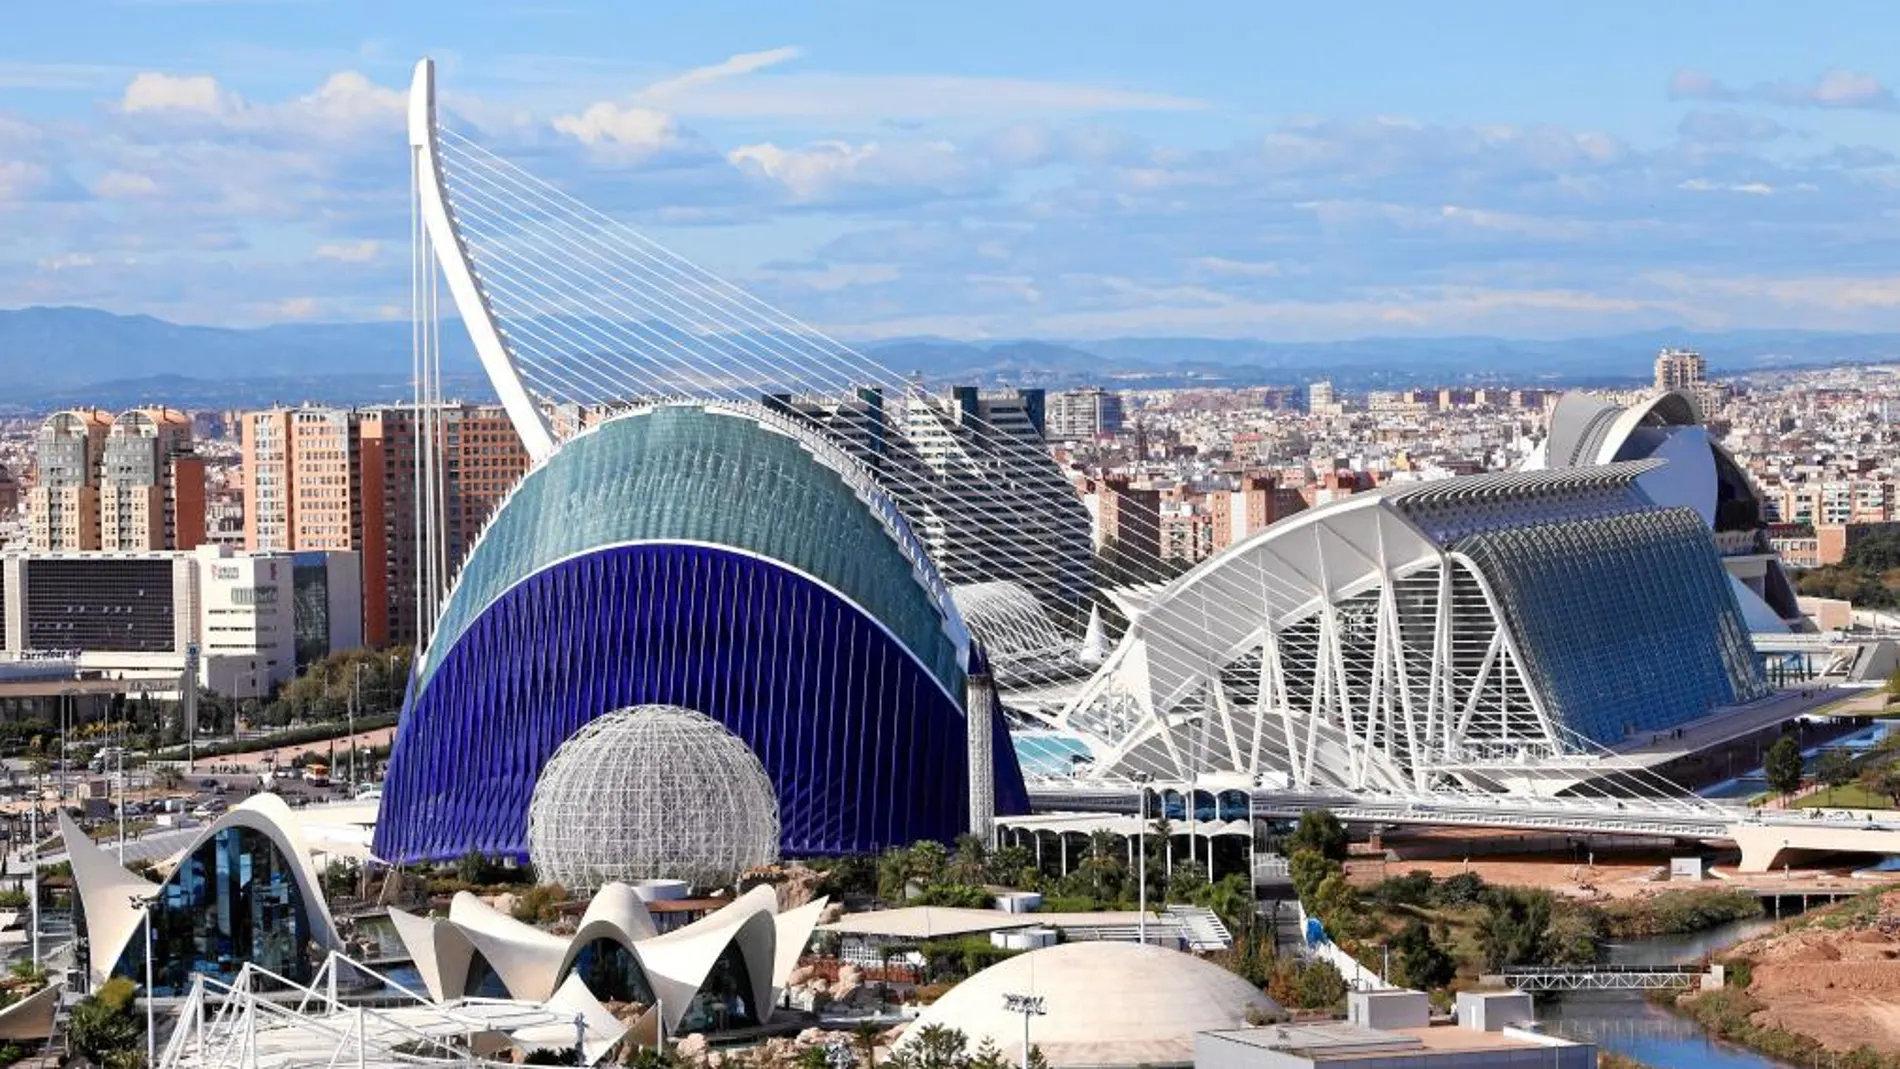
[386,906,477,1004]
[386,882,826,1038]
[1079,604,1109,666]
[60,810,159,988]
[63,793,341,988]
[447,891,570,1003]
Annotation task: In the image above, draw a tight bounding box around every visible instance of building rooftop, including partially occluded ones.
[1202,1021,1566,1062]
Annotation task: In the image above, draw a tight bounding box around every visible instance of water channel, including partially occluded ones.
[1538,914,1794,1069]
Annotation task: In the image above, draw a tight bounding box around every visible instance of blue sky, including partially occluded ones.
[7,0,1900,340]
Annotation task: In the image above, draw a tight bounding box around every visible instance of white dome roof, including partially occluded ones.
[898,942,1278,1068]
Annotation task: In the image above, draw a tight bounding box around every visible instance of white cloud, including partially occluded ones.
[638,46,803,103]
[121,72,239,115]
[95,171,158,198]
[662,73,1201,121]
[0,161,49,202]
[1678,178,1776,195]
[1670,68,1896,111]
[38,253,94,271]
[315,240,380,262]
[275,296,320,318]
[294,71,404,134]
[551,102,680,149]
[730,138,986,204]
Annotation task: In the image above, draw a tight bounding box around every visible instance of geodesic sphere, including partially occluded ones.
[526,705,780,891]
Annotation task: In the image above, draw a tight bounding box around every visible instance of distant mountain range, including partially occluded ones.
[4,305,1899,411]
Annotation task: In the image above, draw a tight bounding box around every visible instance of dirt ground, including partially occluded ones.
[1346,852,1680,901]
[1720,890,1900,1053]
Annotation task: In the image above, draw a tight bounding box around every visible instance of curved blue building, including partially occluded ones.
[374,402,1028,865]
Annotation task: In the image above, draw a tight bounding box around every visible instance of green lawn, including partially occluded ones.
[1790,783,1897,810]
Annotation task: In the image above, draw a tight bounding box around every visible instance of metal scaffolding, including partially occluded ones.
[527,706,781,891]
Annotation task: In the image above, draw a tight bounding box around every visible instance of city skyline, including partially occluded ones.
[5,2,1900,343]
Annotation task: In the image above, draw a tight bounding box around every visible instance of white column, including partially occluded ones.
[966,664,996,847]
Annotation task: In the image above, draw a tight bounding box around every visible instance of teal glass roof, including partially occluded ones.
[420,403,966,695]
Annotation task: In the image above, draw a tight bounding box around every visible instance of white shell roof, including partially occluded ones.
[898,942,1278,1068]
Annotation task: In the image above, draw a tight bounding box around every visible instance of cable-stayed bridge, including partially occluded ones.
[404,59,1900,875]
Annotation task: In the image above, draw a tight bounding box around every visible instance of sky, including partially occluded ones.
[8,0,1900,341]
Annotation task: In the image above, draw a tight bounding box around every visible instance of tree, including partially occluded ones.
[1289,850,1341,904]
[1192,873,1256,937]
[510,883,566,924]
[1389,919,1456,991]
[1859,762,1900,808]
[1077,829,1125,900]
[949,834,989,886]
[904,1024,971,1069]
[1287,809,1349,860]
[1765,736,1805,798]
[1815,749,1856,805]
[852,1022,884,1069]
[1312,872,1367,942]
[67,976,142,1065]
[1477,888,1552,971]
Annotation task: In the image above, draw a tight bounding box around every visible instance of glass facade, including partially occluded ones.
[1456,507,1769,747]
[114,826,319,996]
[377,543,1029,863]
[566,938,656,1005]
[24,557,176,652]
[677,943,759,1034]
[422,405,963,696]
[291,553,331,668]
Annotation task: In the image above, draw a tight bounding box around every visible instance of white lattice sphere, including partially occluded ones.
[527,706,780,891]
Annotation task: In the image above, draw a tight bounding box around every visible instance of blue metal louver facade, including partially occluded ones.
[1455,507,1768,747]
[375,404,1028,864]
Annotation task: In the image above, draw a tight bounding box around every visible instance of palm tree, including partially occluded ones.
[1078,829,1125,900]
[852,1022,882,1069]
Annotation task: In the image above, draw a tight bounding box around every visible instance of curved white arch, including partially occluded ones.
[447,890,570,1002]
[1057,484,1562,792]
[63,793,342,987]
[409,58,554,459]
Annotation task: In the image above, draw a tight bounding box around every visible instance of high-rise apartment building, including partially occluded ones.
[898,387,1094,611]
[1208,471,1308,553]
[28,409,111,550]
[1083,476,1162,561]
[99,408,206,551]
[240,403,529,647]
[1654,348,1707,392]
[30,407,205,552]
[1046,388,1126,440]
[1307,380,1342,415]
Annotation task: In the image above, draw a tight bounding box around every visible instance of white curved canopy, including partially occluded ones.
[899,942,1278,1068]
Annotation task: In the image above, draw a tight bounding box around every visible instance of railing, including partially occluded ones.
[1492,964,1703,991]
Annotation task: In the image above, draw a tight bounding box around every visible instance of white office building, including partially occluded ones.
[0,544,362,698]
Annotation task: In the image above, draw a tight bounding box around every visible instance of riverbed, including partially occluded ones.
[1538,915,1796,1069]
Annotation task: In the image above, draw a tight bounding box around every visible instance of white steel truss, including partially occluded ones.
[1055,492,1556,793]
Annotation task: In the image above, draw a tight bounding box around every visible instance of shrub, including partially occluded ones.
[1429,871,1488,908]
[67,976,141,1064]
[1370,870,1435,907]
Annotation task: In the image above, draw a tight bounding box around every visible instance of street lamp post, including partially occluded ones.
[1133,774,1151,945]
[1002,993,1045,1069]
[350,663,363,789]
[129,893,156,1068]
